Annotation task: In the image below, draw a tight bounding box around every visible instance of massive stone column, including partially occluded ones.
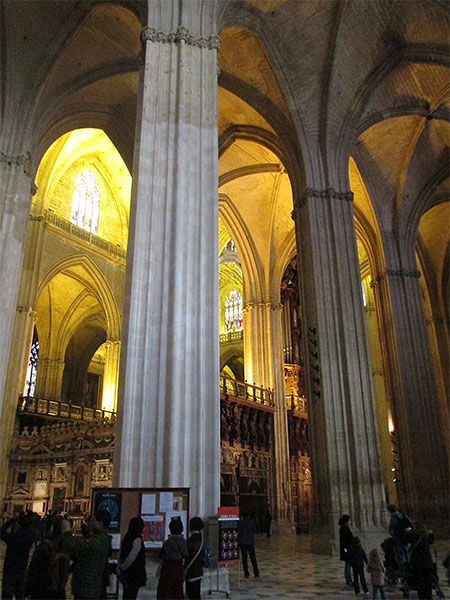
[292,188,386,553]
[371,268,449,531]
[0,151,33,502]
[113,3,220,518]
[0,152,33,413]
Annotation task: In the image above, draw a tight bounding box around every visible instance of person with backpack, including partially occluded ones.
[24,515,69,599]
[118,517,147,600]
[387,505,414,571]
[184,517,205,600]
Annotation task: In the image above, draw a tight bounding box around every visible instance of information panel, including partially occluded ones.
[218,506,240,565]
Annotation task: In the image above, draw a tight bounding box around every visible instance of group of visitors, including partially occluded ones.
[0,507,113,600]
[156,516,205,600]
[339,504,440,599]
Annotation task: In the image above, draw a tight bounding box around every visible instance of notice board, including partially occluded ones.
[92,487,190,551]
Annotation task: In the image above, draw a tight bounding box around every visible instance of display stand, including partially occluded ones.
[208,507,240,598]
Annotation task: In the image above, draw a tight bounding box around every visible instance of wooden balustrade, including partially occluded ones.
[220,376,274,408]
[18,396,115,423]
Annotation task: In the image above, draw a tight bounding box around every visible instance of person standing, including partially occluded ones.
[367,548,387,600]
[119,517,147,600]
[409,522,434,600]
[238,513,259,579]
[1,510,35,600]
[61,509,111,600]
[157,519,188,600]
[339,514,354,586]
[185,517,204,600]
[24,514,69,600]
[348,536,369,596]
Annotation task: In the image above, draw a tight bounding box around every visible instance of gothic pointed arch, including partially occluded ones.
[37,254,121,341]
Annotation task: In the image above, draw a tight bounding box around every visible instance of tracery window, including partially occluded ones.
[225,290,243,332]
[71,170,100,234]
[24,331,39,397]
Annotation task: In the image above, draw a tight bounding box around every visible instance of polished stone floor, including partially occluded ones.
[1,532,449,599]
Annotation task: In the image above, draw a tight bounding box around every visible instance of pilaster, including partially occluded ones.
[113,7,220,519]
[243,300,293,530]
[102,340,121,412]
[292,187,386,553]
[35,357,65,400]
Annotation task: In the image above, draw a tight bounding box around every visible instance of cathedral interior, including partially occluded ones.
[0,0,448,553]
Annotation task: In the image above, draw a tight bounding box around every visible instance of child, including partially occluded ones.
[348,536,369,596]
[367,548,387,599]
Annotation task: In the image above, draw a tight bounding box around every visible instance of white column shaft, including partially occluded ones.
[114,26,220,518]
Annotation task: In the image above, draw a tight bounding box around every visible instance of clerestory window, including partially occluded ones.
[225,290,243,332]
[71,170,100,234]
[24,331,39,397]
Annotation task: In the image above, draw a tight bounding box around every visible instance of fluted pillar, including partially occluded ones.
[292,188,386,553]
[0,151,33,416]
[243,301,293,527]
[242,302,272,388]
[102,340,120,412]
[113,2,220,518]
[372,268,449,530]
[425,313,449,451]
[0,305,36,500]
[365,284,396,506]
[269,303,293,526]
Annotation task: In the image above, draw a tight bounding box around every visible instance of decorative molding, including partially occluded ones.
[243,302,283,312]
[141,26,220,50]
[372,269,421,286]
[292,187,354,216]
[0,151,32,177]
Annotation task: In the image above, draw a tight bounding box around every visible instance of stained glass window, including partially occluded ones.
[71,170,100,234]
[24,332,39,397]
[225,289,243,332]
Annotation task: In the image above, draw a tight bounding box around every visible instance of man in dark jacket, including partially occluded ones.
[238,513,259,578]
[1,510,36,599]
[62,509,111,600]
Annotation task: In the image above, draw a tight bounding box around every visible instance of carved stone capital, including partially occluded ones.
[0,151,32,177]
[141,25,220,50]
[292,187,354,215]
[375,269,421,284]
